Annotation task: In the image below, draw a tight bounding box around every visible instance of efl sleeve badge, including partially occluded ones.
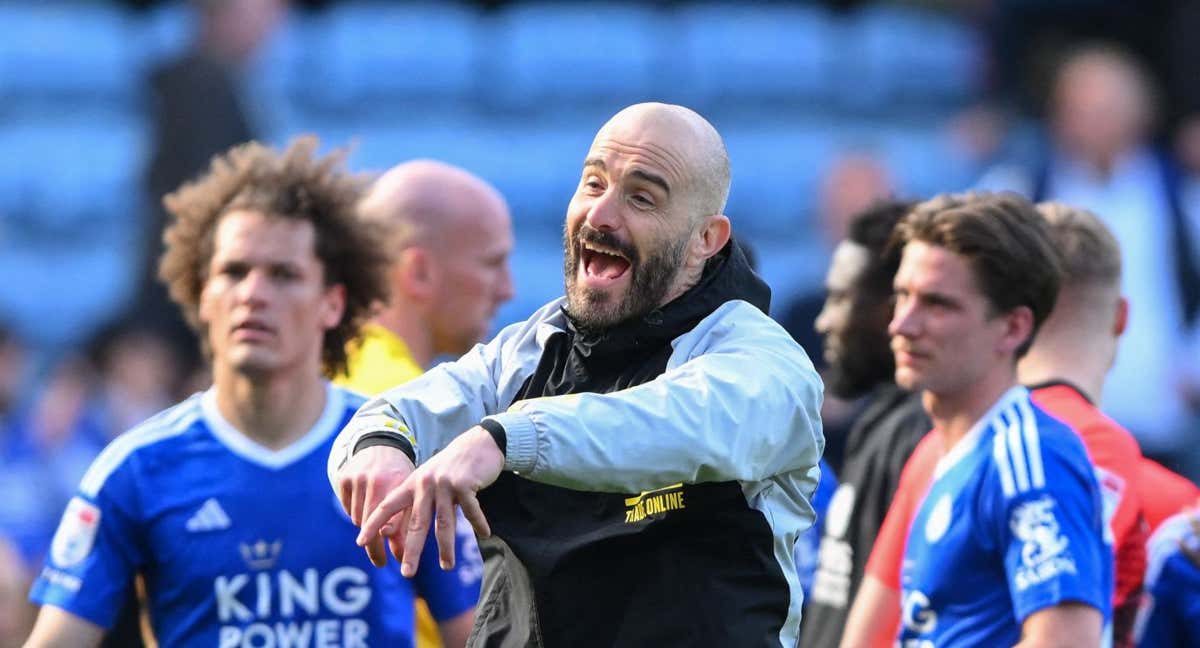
[49,496,102,568]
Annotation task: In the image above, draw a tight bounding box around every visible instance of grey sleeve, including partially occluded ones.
[327,300,559,489]
[489,301,825,494]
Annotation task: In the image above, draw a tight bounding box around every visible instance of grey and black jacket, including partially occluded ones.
[329,242,824,647]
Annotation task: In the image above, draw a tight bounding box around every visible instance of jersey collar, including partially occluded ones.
[201,382,344,470]
[933,384,1028,480]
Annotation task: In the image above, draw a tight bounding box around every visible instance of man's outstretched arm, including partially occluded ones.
[357,304,823,577]
[488,303,823,493]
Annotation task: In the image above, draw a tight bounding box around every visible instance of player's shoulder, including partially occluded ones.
[78,394,205,498]
[1146,510,1198,585]
[1031,383,1140,460]
[1023,393,1095,464]
[332,383,370,412]
[981,388,1091,499]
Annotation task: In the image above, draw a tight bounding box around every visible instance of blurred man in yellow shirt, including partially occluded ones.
[337,159,514,647]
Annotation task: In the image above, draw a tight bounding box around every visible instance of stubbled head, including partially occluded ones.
[563,102,732,330]
[359,160,514,355]
[1029,201,1127,364]
[1035,202,1121,296]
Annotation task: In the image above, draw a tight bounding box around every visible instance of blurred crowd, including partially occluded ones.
[2,0,1199,643]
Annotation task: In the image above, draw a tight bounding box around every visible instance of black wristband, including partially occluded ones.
[478,418,507,457]
[353,431,416,464]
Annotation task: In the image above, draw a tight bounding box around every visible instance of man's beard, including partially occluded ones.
[563,223,686,330]
[824,323,895,399]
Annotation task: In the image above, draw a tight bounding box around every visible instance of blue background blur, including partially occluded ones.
[0,0,989,350]
[1,4,1198,642]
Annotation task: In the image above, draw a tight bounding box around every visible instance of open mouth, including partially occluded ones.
[580,240,631,283]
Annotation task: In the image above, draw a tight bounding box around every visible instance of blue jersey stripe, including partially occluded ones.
[1016,397,1046,489]
[79,396,201,498]
[992,417,1017,497]
[1003,408,1032,493]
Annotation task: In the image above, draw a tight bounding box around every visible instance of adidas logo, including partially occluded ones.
[186,498,231,532]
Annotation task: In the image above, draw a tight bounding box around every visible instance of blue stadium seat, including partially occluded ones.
[312,2,481,110]
[475,123,591,233]
[720,122,838,239]
[303,116,588,236]
[671,3,836,110]
[237,11,321,140]
[0,118,147,347]
[136,1,197,70]
[875,125,971,197]
[839,6,982,110]
[823,120,974,199]
[0,3,141,112]
[486,3,664,110]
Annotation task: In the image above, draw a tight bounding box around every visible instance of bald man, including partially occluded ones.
[329,103,823,646]
[341,160,514,392]
[336,160,513,648]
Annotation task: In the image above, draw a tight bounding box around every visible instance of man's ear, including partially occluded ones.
[691,214,731,263]
[320,283,346,330]
[197,280,214,326]
[998,305,1035,356]
[398,247,436,301]
[1113,296,1129,337]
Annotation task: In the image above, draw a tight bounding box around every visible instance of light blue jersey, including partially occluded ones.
[30,384,481,647]
[898,387,1112,648]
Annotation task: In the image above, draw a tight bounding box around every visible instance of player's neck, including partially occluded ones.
[212,365,329,451]
[925,366,1018,449]
[1017,333,1107,405]
[373,307,434,369]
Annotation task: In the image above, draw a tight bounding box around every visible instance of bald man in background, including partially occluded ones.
[337,160,514,647]
[342,160,515,391]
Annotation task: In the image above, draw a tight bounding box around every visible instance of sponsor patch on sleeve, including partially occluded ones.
[50,497,101,568]
[1010,495,1077,591]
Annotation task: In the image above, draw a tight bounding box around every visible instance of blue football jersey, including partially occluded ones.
[1134,510,1200,647]
[30,384,482,647]
[897,387,1112,647]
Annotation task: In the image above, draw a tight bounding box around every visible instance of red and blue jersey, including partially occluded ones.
[30,384,481,647]
[898,386,1112,647]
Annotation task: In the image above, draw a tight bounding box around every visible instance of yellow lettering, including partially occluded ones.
[623,485,687,523]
